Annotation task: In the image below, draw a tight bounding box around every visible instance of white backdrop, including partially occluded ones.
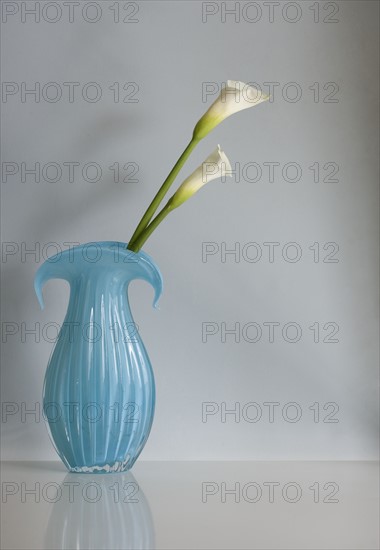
[1,0,379,461]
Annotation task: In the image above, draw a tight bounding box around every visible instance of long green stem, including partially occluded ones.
[127,137,199,250]
[128,202,174,253]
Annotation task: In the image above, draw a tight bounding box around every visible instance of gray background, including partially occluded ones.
[1,0,379,461]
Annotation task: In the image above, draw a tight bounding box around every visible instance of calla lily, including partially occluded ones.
[127,79,270,253]
[193,80,270,140]
[169,145,232,208]
[128,146,232,251]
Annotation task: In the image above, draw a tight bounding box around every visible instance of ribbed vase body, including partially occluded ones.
[34,242,162,473]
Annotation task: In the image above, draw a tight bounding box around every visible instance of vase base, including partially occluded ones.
[68,456,132,474]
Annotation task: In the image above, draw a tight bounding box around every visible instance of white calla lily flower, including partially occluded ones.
[193,80,270,140]
[169,145,232,208]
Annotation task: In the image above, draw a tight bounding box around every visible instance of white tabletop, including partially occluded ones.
[1,460,378,549]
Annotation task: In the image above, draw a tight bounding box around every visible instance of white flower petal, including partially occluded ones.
[170,146,232,208]
[193,80,270,139]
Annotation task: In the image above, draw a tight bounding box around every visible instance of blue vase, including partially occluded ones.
[34,242,163,473]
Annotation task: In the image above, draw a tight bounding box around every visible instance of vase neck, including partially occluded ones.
[34,241,163,310]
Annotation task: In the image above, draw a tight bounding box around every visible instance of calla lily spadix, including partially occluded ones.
[127,79,270,253]
[193,80,270,140]
[169,145,232,209]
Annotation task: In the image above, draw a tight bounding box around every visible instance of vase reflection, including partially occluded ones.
[44,471,155,550]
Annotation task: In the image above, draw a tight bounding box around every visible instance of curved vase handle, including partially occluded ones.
[134,253,163,310]
[34,260,72,311]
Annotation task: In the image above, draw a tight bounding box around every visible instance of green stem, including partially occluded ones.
[127,136,199,250]
[128,202,174,253]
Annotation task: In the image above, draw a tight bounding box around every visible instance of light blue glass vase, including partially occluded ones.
[34,242,162,473]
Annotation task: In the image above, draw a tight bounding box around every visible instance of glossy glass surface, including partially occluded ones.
[2,461,378,550]
[34,242,163,473]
